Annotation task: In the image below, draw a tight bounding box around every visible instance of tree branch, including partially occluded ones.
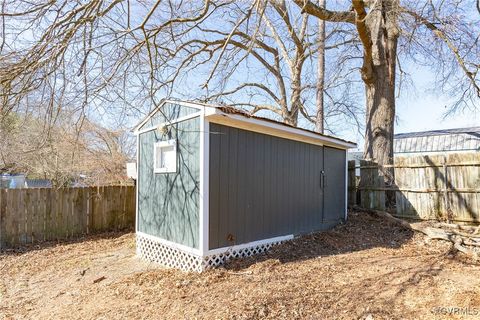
[403,7,480,98]
[292,0,355,23]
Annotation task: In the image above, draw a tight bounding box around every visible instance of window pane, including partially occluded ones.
[156,146,162,168]
[154,141,176,173]
[162,146,175,169]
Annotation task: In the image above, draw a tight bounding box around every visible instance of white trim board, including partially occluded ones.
[133,99,204,133]
[205,110,356,150]
[344,155,348,221]
[135,134,139,234]
[133,99,356,149]
[205,234,294,256]
[199,116,210,255]
[134,112,202,135]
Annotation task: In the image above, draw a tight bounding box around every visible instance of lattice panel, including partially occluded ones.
[136,234,203,272]
[203,241,281,269]
[136,233,284,272]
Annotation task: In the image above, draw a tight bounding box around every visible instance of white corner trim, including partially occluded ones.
[205,234,294,256]
[344,154,348,221]
[206,110,356,149]
[198,109,210,255]
[135,134,139,233]
[136,231,202,256]
[199,116,210,255]
[135,112,202,135]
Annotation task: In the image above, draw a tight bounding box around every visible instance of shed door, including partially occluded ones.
[323,146,346,222]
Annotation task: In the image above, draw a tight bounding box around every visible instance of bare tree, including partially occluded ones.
[0,0,479,204]
[0,0,361,132]
[315,0,326,133]
[294,0,479,206]
[0,110,133,187]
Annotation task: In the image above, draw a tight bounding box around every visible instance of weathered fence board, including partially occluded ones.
[348,161,357,206]
[0,186,136,249]
[348,153,480,224]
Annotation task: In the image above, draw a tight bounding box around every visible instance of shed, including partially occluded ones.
[133,100,356,271]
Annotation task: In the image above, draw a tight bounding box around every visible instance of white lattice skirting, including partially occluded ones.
[136,233,288,272]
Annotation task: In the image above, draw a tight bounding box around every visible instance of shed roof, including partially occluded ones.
[212,105,356,148]
[135,99,357,150]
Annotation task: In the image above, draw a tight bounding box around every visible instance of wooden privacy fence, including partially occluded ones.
[348,153,480,224]
[0,186,135,249]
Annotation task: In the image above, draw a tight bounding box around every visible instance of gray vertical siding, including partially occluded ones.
[323,146,347,222]
[138,115,200,249]
[208,123,346,250]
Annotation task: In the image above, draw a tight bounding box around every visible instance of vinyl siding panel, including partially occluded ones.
[323,146,347,222]
[138,116,200,248]
[208,123,346,249]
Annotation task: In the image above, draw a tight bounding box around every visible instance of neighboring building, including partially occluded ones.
[394,127,480,155]
[348,127,480,176]
[25,179,53,188]
[0,174,53,189]
[0,174,26,189]
[133,99,356,272]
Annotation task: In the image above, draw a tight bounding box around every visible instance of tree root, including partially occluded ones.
[356,207,480,260]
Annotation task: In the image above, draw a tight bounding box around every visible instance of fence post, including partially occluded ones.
[347,160,357,206]
[0,190,5,249]
[359,160,385,210]
[443,157,453,223]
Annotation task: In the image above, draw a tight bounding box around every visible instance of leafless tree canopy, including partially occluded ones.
[0,110,134,186]
[0,0,478,134]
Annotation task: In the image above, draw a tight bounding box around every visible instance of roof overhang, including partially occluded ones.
[133,99,357,149]
[204,107,356,150]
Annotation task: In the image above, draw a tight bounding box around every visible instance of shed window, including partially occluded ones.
[154,140,177,173]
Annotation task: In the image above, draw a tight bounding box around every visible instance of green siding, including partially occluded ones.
[138,102,198,131]
[138,115,200,249]
[209,123,342,250]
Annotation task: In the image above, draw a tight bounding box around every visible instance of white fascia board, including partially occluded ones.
[133,100,167,133]
[205,234,294,256]
[163,99,205,110]
[133,99,204,134]
[205,109,356,149]
[134,112,202,135]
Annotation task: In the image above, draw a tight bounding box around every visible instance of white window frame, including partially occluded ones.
[154,139,177,173]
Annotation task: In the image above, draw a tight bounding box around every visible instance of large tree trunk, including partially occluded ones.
[315,0,326,133]
[358,0,399,208]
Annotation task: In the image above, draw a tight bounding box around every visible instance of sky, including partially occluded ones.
[346,64,479,152]
[7,0,477,152]
[395,72,479,134]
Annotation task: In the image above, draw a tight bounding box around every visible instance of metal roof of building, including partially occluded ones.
[394,127,480,154]
[26,179,52,188]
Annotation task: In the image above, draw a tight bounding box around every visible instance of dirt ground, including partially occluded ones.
[1,210,480,320]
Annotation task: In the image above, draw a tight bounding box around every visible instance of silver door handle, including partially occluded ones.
[320,170,325,189]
